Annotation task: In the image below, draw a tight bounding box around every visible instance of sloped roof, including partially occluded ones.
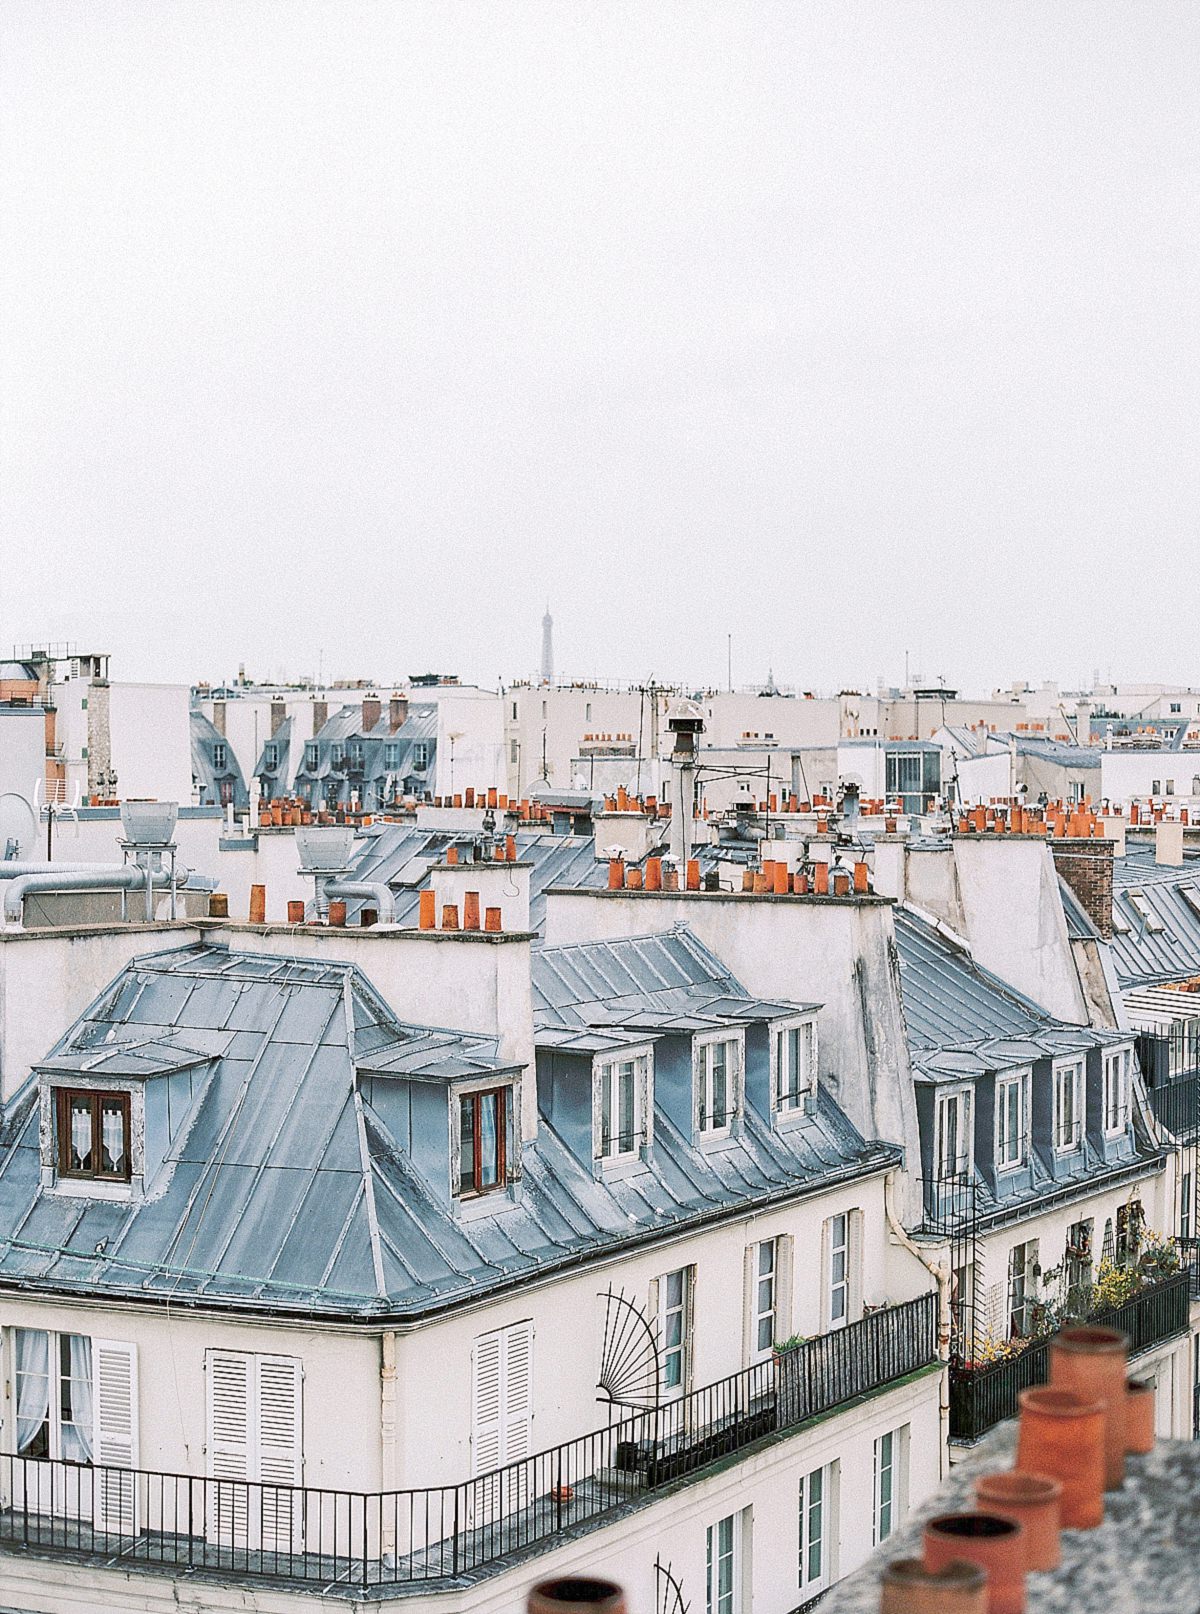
[1107,844,1200,987]
[893,907,1123,1079]
[0,940,889,1322]
[533,926,818,1036]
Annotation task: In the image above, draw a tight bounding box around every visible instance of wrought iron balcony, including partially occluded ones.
[0,1293,937,1592]
[948,1271,1190,1443]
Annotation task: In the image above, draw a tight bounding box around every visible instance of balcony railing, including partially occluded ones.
[949,1271,1190,1443]
[0,1294,937,1592]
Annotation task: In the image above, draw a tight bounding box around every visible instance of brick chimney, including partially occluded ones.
[311,698,328,737]
[362,695,382,733]
[389,692,409,733]
[1050,835,1113,939]
[270,697,286,738]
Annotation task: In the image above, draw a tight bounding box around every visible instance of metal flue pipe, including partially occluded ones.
[3,865,190,926]
[322,879,396,924]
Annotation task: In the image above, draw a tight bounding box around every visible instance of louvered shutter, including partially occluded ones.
[256,1355,302,1551]
[470,1323,532,1524]
[92,1339,138,1534]
[848,1209,865,1324]
[742,1245,756,1365]
[206,1349,251,1546]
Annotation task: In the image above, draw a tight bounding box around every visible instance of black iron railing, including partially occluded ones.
[949,1271,1190,1443]
[0,1294,937,1590]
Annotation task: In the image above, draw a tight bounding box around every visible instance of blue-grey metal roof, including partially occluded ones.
[1106,844,1200,987]
[344,826,611,932]
[533,926,819,1039]
[0,940,890,1322]
[894,907,1123,1080]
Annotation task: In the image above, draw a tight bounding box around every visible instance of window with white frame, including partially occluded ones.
[872,1427,907,1544]
[799,1461,837,1594]
[1007,1240,1038,1336]
[212,742,227,771]
[995,1072,1028,1169]
[1103,1049,1128,1134]
[706,1512,740,1614]
[827,1211,850,1329]
[696,1035,740,1135]
[412,742,429,770]
[753,1239,777,1357]
[935,1088,971,1178]
[659,1266,692,1396]
[596,1053,644,1160]
[774,1019,816,1113]
[1054,1062,1083,1152]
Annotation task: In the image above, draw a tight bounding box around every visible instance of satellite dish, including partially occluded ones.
[0,793,37,860]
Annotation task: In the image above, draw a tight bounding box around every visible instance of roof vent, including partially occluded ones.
[296,825,355,873]
[120,800,178,847]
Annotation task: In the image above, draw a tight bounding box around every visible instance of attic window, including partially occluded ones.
[1110,905,1132,934]
[263,742,278,770]
[1180,885,1200,921]
[458,1087,513,1197]
[55,1089,131,1183]
[305,743,319,770]
[1127,891,1166,933]
[412,742,429,770]
[773,1019,817,1114]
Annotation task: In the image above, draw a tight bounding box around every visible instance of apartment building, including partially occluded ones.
[0,884,941,1613]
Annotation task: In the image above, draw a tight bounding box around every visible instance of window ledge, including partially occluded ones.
[49,1177,138,1203]
[453,1185,521,1223]
[595,1152,648,1183]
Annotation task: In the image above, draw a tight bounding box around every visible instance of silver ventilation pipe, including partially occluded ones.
[322,879,396,924]
[3,864,190,926]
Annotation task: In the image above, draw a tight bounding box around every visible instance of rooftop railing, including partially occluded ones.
[948,1270,1189,1443]
[0,1293,937,1593]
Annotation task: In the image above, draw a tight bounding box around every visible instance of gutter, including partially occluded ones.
[0,1146,903,1330]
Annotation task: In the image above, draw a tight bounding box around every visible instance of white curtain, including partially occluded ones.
[61,1335,93,1463]
[101,1106,124,1173]
[15,1329,50,1455]
[71,1104,92,1168]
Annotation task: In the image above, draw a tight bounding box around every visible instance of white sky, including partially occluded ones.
[1,2,1197,693]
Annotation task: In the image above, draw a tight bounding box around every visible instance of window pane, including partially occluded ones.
[68,1096,93,1172]
[600,1064,613,1154]
[459,1096,475,1191]
[619,1062,635,1151]
[478,1092,499,1187]
[99,1097,128,1177]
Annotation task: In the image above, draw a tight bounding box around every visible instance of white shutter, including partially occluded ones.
[502,1322,533,1466]
[742,1245,756,1366]
[206,1349,251,1546]
[848,1209,865,1324]
[257,1355,302,1550]
[470,1322,532,1524]
[471,1330,504,1477]
[92,1339,138,1535]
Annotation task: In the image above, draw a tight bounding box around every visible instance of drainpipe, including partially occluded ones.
[380,1330,398,1565]
[884,1168,952,1477]
[322,879,396,924]
[2,865,189,926]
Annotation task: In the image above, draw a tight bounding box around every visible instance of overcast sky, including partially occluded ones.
[1,2,1197,694]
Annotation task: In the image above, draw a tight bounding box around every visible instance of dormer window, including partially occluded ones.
[1053,1061,1083,1153]
[412,742,429,770]
[56,1089,131,1183]
[212,742,227,771]
[305,743,319,770]
[996,1071,1029,1170]
[596,1052,648,1161]
[773,1018,816,1115]
[263,742,278,770]
[457,1086,514,1197]
[695,1032,742,1137]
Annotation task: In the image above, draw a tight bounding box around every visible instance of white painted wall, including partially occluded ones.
[0,710,46,835]
[107,683,193,803]
[0,923,203,1102]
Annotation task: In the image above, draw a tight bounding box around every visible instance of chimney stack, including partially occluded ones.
[1050,835,1113,939]
[311,698,328,737]
[389,692,409,733]
[362,694,382,733]
[270,697,286,738]
[1156,820,1185,866]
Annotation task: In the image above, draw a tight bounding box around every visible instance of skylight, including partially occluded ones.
[1126,891,1166,933]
